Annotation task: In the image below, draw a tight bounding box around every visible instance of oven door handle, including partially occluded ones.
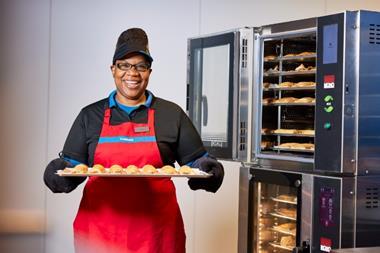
[202,95,208,126]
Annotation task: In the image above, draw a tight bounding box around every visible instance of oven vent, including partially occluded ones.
[365,187,379,209]
[241,39,248,68]
[239,121,246,151]
[369,24,380,45]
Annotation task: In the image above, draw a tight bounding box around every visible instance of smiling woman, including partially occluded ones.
[111,54,152,106]
[43,27,224,253]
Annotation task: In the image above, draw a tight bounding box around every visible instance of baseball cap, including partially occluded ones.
[112,28,153,64]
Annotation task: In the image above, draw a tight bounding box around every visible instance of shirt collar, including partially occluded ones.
[108,90,153,108]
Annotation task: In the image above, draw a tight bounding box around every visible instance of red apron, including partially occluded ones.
[73,108,186,253]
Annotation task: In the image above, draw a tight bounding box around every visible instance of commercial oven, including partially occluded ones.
[187,10,380,253]
[239,167,380,253]
[252,10,380,176]
[238,10,380,253]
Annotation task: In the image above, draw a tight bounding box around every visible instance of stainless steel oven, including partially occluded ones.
[250,10,380,176]
[187,11,380,252]
[239,166,380,253]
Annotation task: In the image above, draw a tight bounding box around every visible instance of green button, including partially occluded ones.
[324,95,334,102]
[324,122,332,129]
[324,106,334,113]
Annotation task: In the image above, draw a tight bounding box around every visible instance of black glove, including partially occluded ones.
[43,158,86,193]
[188,156,224,193]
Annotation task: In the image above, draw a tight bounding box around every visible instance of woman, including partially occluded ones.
[44,28,224,253]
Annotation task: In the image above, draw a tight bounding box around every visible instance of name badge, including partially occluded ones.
[134,126,150,133]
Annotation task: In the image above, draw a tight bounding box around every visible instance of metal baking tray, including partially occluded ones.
[57,168,212,178]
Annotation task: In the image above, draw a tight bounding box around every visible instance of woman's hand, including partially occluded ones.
[188,156,224,193]
[43,158,86,193]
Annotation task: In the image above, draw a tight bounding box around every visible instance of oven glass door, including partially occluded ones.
[249,169,302,253]
[188,32,235,159]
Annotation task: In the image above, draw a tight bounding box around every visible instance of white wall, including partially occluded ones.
[1,1,380,253]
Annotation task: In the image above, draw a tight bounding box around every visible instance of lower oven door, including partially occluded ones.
[248,167,312,253]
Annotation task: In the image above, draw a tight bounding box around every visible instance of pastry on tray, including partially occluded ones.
[179,165,193,175]
[273,129,297,134]
[264,55,277,61]
[262,97,274,105]
[89,164,105,173]
[278,208,297,218]
[73,164,88,174]
[280,235,296,247]
[293,81,316,87]
[298,129,315,135]
[279,81,294,88]
[261,128,273,134]
[125,165,139,174]
[274,222,296,231]
[276,194,297,202]
[294,97,314,103]
[142,164,157,174]
[261,141,274,149]
[273,97,297,103]
[109,164,123,173]
[161,165,178,174]
[297,51,315,56]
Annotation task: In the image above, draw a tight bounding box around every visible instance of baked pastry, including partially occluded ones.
[295,64,307,71]
[125,165,139,174]
[276,222,296,230]
[279,82,294,88]
[261,128,273,134]
[295,97,314,103]
[283,53,296,57]
[261,141,274,149]
[294,81,316,87]
[262,98,274,105]
[109,164,123,174]
[299,129,315,135]
[274,129,297,134]
[179,165,193,175]
[278,142,299,148]
[73,164,88,174]
[278,208,297,218]
[280,235,296,247]
[89,164,105,173]
[264,55,277,61]
[297,51,315,56]
[142,164,157,174]
[294,143,314,150]
[263,82,271,88]
[161,165,178,174]
[273,97,297,103]
[276,194,297,202]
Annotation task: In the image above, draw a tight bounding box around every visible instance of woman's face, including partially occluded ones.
[111,54,152,106]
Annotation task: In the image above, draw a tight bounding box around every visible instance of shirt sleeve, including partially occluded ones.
[175,109,207,165]
[61,110,89,165]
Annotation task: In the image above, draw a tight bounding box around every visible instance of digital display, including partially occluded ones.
[323,24,338,64]
[319,187,335,227]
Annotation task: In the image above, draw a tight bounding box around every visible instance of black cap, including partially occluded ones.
[112,28,153,64]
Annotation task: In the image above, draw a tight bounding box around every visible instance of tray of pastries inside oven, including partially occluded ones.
[270,207,297,220]
[269,235,296,251]
[57,164,212,178]
[263,81,316,90]
[273,142,315,152]
[271,194,297,204]
[272,222,296,236]
[262,128,315,136]
[263,96,315,105]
